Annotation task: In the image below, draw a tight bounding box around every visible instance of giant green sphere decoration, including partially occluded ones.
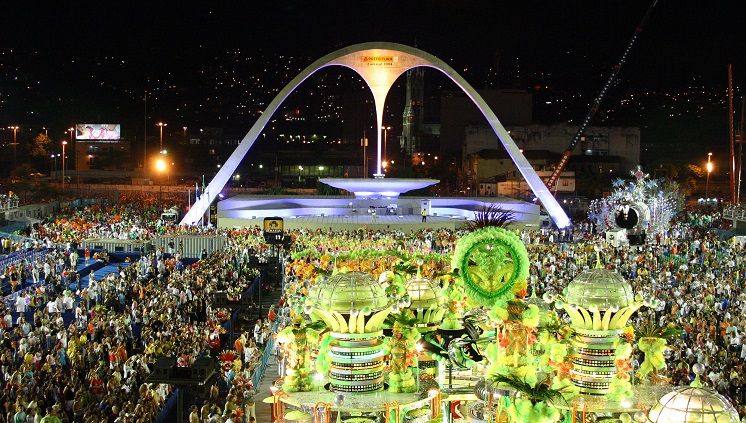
[307,271,389,312]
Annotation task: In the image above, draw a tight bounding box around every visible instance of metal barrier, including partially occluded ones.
[153,234,228,259]
[1,248,53,299]
[80,234,228,259]
[251,324,277,388]
[0,223,33,236]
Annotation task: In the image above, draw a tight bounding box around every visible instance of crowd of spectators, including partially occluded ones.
[2,193,746,421]
[0,194,280,422]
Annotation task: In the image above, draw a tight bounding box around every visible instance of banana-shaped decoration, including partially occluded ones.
[591,308,602,331]
[364,309,390,332]
[416,309,424,322]
[607,307,626,330]
[425,306,439,323]
[565,307,591,329]
[601,309,614,331]
[312,309,339,331]
[563,305,586,328]
[424,308,432,323]
[348,313,358,334]
[609,304,641,330]
[331,311,348,333]
[356,311,366,334]
[577,307,593,330]
[432,308,447,322]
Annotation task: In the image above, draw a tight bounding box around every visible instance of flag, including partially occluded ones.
[202,175,206,198]
[196,182,200,199]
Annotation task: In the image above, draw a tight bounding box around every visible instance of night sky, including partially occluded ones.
[6,1,742,85]
[1,0,745,160]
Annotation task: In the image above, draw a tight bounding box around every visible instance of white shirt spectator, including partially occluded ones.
[15,295,27,313]
[63,296,74,311]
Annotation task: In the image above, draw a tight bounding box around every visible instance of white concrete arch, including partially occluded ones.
[181,42,570,228]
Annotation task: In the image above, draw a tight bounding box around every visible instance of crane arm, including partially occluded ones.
[545,0,659,193]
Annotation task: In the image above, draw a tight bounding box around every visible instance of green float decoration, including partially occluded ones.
[276,316,320,392]
[451,227,530,307]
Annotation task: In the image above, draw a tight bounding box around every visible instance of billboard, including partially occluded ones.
[263,217,283,233]
[263,217,284,243]
[76,124,121,140]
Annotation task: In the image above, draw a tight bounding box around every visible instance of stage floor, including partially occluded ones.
[216,195,541,231]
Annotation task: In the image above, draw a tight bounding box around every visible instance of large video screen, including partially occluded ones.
[75,124,121,140]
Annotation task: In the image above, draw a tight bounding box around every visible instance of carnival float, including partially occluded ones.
[267,221,738,423]
[588,166,685,246]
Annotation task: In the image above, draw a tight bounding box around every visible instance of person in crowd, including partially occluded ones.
[253,319,264,349]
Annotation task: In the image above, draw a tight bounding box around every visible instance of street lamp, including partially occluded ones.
[706,152,713,199]
[156,158,166,198]
[62,141,68,191]
[7,126,18,169]
[50,153,60,175]
[381,126,391,161]
[157,122,167,152]
[361,137,368,177]
[160,151,172,183]
[68,127,75,185]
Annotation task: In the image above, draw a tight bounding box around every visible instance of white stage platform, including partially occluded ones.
[215,195,541,231]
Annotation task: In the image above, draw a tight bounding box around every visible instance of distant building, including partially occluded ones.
[75,138,132,171]
[436,88,639,197]
[440,89,533,161]
[401,67,425,156]
[462,123,639,197]
[503,123,641,175]
[467,149,575,199]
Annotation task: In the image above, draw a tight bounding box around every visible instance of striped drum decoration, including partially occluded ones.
[570,327,623,394]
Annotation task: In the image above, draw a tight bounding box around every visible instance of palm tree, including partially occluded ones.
[465,203,517,231]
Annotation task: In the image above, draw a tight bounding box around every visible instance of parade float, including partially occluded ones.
[588,166,684,245]
[268,226,739,423]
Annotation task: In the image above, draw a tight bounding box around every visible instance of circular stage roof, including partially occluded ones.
[320,178,439,198]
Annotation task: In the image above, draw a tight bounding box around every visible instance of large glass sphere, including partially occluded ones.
[307,271,389,312]
[648,386,740,423]
[565,267,634,310]
[406,277,443,310]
